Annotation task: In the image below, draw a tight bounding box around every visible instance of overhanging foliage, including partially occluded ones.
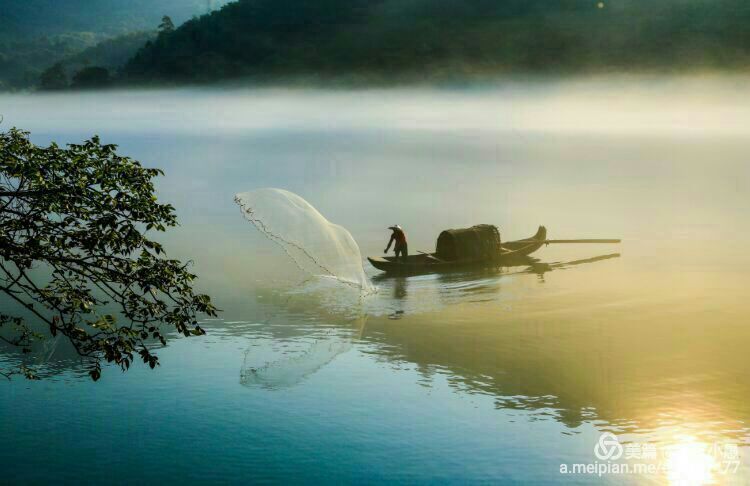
[0,128,217,380]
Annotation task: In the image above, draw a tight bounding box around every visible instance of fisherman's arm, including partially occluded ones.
[384,235,395,253]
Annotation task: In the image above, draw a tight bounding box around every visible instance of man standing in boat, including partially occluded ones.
[385,225,408,262]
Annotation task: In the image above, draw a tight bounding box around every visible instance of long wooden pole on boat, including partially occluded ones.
[544,239,621,244]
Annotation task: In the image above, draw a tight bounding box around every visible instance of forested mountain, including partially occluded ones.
[0,0,230,90]
[123,0,750,83]
[3,0,750,90]
[0,0,229,40]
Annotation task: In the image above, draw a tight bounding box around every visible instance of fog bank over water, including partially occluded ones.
[2,75,750,137]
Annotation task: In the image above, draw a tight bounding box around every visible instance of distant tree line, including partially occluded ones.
[121,0,750,84]
[0,0,229,40]
[37,31,156,91]
[34,16,181,91]
[0,33,101,91]
[5,0,750,91]
[0,0,230,91]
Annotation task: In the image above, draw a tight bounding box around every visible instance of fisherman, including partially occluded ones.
[384,225,408,262]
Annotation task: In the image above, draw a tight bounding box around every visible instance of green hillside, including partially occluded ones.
[122,0,750,84]
[0,0,231,90]
[0,0,230,40]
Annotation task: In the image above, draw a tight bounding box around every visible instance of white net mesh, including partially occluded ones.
[234,188,373,293]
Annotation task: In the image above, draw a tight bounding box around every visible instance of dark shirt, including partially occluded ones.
[389,228,407,247]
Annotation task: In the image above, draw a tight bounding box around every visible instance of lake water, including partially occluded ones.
[1,78,749,484]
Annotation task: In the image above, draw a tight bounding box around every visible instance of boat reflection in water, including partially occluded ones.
[238,246,750,477]
[372,252,622,305]
[240,252,623,390]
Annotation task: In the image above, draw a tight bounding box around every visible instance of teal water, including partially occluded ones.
[1,82,749,484]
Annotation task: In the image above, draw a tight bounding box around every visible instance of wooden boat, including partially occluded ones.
[368,226,548,274]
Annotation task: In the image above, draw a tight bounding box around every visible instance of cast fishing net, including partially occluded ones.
[234,188,373,293]
[234,188,378,389]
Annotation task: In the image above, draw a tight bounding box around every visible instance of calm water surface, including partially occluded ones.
[1,79,749,484]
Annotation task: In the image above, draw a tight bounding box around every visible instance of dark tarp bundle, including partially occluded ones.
[436,224,502,261]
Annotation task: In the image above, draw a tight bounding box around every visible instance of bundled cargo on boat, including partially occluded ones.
[435,224,502,262]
